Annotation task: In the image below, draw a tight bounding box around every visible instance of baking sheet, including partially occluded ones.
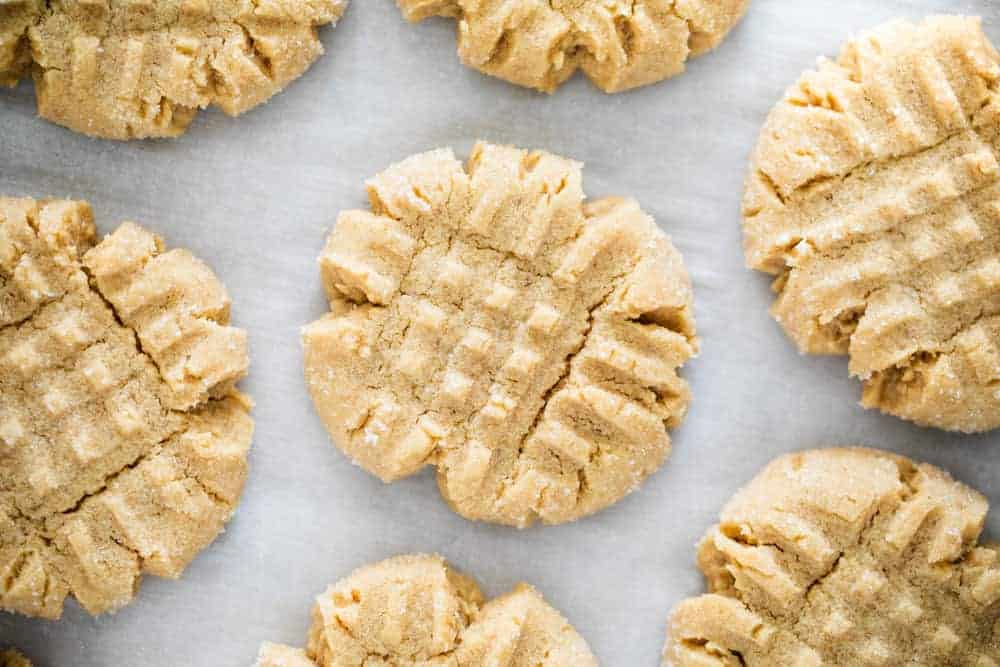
[2,0,999,664]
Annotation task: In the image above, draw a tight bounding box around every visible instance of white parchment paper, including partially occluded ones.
[1,0,998,664]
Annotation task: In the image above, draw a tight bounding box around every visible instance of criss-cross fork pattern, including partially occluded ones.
[743,16,1000,432]
[666,449,1000,666]
[258,554,598,666]
[0,0,346,138]
[0,198,252,619]
[304,142,698,527]
[397,0,750,93]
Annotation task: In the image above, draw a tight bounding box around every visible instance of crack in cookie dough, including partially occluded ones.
[303,142,698,527]
[663,448,1000,666]
[396,0,749,93]
[0,198,253,619]
[256,554,599,667]
[0,0,347,139]
[742,16,1000,432]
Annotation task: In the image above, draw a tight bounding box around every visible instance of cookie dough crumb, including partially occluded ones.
[255,643,314,667]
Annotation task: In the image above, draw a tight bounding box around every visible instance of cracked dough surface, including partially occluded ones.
[0,197,253,618]
[742,15,1000,433]
[302,141,698,527]
[0,650,31,667]
[396,0,749,93]
[663,448,1000,667]
[256,554,598,667]
[0,0,347,139]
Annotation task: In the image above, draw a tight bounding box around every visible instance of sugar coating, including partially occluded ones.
[0,0,347,139]
[256,643,315,667]
[396,0,749,93]
[0,198,253,618]
[302,141,699,527]
[742,16,1000,432]
[664,448,1000,666]
[257,554,598,667]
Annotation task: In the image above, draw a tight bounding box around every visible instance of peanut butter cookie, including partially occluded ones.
[743,16,1000,432]
[257,554,598,666]
[0,0,347,139]
[303,141,698,527]
[0,197,252,618]
[664,448,1000,666]
[396,0,749,93]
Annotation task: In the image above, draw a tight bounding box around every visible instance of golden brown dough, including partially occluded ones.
[0,0,41,86]
[256,643,315,667]
[303,141,698,527]
[0,649,32,667]
[257,554,598,667]
[0,197,253,618]
[396,0,750,93]
[0,0,347,139]
[743,16,1000,432]
[663,448,1000,666]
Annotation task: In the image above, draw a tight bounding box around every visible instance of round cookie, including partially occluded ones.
[303,141,698,527]
[0,198,253,618]
[663,448,1000,666]
[742,15,1000,433]
[257,554,598,667]
[0,650,31,667]
[396,0,749,93]
[0,0,347,139]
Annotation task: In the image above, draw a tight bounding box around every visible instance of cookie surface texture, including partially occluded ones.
[256,643,316,667]
[743,16,1000,432]
[303,141,698,527]
[396,0,750,93]
[663,448,1000,666]
[258,553,599,667]
[0,198,253,618]
[0,0,347,139]
[0,650,31,667]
